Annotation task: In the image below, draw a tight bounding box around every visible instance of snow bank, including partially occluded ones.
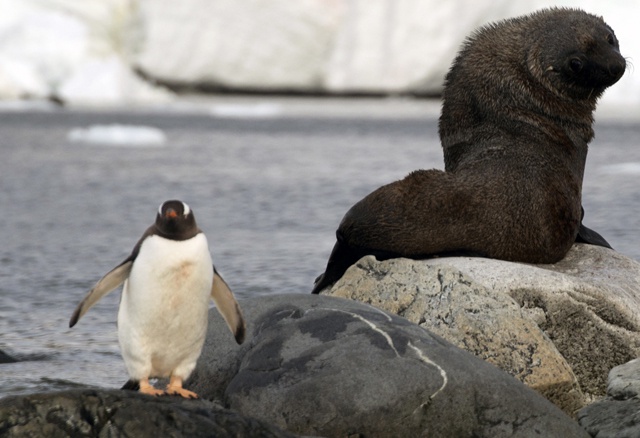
[0,0,638,111]
[0,0,171,105]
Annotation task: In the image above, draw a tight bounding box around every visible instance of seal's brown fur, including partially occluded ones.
[312,8,625,294]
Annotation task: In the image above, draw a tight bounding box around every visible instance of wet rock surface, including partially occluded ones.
[0,388,295,438]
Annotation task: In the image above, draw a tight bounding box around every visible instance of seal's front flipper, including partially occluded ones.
[311,231,401,294]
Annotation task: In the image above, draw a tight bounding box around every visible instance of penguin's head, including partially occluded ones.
[156,200,198,239]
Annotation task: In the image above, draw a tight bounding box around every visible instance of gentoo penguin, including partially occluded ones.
[69,200,245,399]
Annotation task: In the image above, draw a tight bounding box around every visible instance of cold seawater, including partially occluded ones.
[1,100,639,397]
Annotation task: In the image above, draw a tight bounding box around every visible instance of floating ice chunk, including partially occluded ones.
[67,124,166,146]
[209,103,283,119]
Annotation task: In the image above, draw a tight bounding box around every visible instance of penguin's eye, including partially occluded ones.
[606,33,615,45]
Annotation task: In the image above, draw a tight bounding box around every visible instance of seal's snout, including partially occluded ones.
[597,54,626,87]
[608,59,625,80]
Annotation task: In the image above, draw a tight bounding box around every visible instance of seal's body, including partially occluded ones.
[439,7,623,249]
[70,200,245,398]
[312,8,625,294]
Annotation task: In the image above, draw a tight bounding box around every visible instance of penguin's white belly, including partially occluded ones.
[118,233,213,380]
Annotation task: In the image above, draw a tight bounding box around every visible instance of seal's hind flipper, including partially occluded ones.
[576,207,613,249]
[576,224,613,249]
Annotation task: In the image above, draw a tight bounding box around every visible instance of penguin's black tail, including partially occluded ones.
[121,379,140,391]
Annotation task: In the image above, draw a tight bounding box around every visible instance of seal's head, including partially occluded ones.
[527,8,626,101]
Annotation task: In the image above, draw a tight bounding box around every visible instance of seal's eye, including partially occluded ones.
[569,58,583,73]
[606,33,615,45]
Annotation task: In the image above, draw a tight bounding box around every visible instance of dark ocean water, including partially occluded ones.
[1,101,639,397]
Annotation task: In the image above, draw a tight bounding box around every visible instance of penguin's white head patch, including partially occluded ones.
[158,200,191,217]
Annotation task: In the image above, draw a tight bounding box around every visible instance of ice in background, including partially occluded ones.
[0,0,638,114]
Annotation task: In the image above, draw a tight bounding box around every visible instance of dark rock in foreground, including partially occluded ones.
[0,350,17,364]
[190,294,588,437]
[578,358,640,438]
[578,397,640,438]
[0,389,295,438]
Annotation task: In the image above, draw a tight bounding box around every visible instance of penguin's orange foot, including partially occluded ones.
[165,386,199,399]
[139,379,164,397]
[165,375,198,399]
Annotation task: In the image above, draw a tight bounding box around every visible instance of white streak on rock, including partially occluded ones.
[343,310,400,357]
[305,307,399,356]
[364,303,393,322]
[305,307,447,401]
[409,341,448,400]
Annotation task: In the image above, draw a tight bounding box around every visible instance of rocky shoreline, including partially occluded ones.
[0,388,295,437]
[2,244,639,437]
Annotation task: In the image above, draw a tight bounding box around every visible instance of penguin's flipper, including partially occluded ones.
[211,266,246,344]
[69,261,133,328]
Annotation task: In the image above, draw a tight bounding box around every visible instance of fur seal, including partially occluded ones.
[312,8,625,294]
[439,7,622,250]
[70,200,245,398]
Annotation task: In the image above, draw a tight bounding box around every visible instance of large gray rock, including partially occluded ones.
[0,388,295,437]
[189,294,588,437]
[577,357,640,438]
[325,255,582,414]
[323,244,640,409]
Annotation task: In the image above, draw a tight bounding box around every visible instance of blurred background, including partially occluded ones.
[1,0,638,397]
[0,0,638,112]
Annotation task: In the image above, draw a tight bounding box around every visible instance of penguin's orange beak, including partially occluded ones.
[166,208,178,218]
